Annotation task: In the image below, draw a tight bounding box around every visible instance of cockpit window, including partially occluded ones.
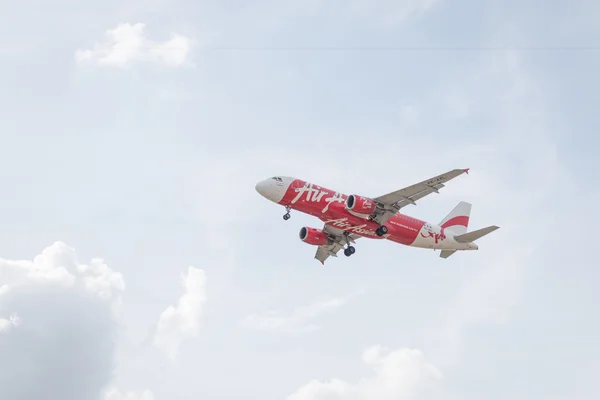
[271,177,283,182]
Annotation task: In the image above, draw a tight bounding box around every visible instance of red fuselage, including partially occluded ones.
[278,179,428,246]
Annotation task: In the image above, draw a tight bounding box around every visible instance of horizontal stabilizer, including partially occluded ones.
[440,250,457,258]
[454,225,500,243]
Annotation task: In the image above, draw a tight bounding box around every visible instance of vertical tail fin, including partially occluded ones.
[438,201,471,234]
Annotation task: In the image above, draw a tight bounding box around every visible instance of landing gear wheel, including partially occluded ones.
[344,246,356,257]
[376,225,388,237]
[283,213,290,220]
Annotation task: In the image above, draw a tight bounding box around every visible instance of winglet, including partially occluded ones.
[463,168,470,174]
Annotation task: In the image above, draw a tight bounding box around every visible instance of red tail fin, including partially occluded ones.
[438,201,471,234]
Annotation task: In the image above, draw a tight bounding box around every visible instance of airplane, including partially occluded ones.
[255,169,499,264]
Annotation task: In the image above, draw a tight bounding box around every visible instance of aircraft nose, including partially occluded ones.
[255,177,290,203]
[255,180,269,196]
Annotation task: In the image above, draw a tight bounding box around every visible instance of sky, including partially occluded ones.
[1,0,599,399]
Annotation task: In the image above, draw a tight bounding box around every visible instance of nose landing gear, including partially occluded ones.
[283,205,291,220]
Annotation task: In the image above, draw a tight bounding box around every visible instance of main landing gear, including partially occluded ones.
[344,225,387,257]
[343,246,356,257]
[375,225,388,237]
[283,205,291,220]
[343,232,356,257]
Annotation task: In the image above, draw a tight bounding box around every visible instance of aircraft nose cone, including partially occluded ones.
[255,177,290,203]
[255,180,269,197]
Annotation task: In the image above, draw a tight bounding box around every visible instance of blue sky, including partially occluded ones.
[1,1,598,399]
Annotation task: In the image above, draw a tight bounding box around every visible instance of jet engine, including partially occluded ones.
[299,227,331,246]
[345,194,376,218]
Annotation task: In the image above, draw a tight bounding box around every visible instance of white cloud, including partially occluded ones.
[104,388,155,400]
[0,241,124,305]
[0,314,21,333]
[75,23,194,68]
[153,266,207,360]
[241,296,352,333]
[287,346,443,400]
[0,242,126,400]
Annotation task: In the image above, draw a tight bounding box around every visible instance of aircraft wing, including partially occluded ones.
[314,225,361,264]
[370,168,470,225]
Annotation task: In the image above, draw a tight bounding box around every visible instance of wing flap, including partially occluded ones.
[374,169,466,206]
[315,225,361,264]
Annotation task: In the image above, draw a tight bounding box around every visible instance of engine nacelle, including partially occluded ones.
[345,194,376,218]
[299,227,331,246]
